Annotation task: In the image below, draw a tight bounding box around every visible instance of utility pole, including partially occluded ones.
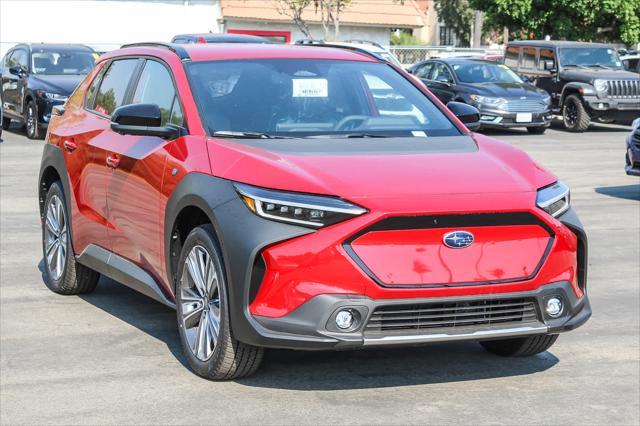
[473,10,482,48]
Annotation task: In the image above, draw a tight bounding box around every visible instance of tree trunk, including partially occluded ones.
[473,10,483,48]
[334,4,340,40]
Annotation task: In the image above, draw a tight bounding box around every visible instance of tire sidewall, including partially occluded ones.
[175,225,232,378]
[42,182,71,291]
[25,100,39,139]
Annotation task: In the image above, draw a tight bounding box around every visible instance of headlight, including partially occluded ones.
[235,183,367,228]
[541,94,551,105]
[36,90,68,101]
[469,95,507,105]
[536,181,570,218]
[593,79,608,93]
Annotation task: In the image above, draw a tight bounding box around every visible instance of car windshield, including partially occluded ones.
[31,48,95,75]
[558,47,622,69]
[187,59,460,138]
[453,62,522,83]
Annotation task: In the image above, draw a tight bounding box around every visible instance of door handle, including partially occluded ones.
[62,140,77,153]
[106,154,120,169]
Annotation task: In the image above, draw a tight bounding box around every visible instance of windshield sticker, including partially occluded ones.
[607,49,613,54]
[292,78,328,97]
[412,130,427,137]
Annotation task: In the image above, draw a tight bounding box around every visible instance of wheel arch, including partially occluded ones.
[559,83,591,107]
[39,144,74,244]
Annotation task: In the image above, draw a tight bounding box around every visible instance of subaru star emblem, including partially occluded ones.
[443,231,474,249]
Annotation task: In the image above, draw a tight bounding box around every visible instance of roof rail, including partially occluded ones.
[120,42,190,61]
[294,39,385,62]
[344,39,384,49]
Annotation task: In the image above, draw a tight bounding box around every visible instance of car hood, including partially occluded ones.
[459,82,547,99]
[560,67,640,82]
[29,74,85,96]
[208,134,556,208]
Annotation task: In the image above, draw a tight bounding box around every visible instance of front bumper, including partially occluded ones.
[36,97,66,128]
[584,95,640,121]
[475,105,552,128]
[625,136,640,176]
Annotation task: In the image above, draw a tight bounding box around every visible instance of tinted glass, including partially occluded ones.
[12,50,28,69]
[187,59,459,137]
[169,99,184,126]
[558,47,622,68]
[31,47,94,75]
[85,67,106,109]
[453,62,522,83]
[539,48,555,70]
[430,63,453,83]
[94,59,138,116]
[133,60,177,126]
[505,46,519,68]
[522,47,537,69]
[415,63,433,78]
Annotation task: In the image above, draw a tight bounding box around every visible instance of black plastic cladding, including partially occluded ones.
[342,211,556,288]
[39,144,75,244]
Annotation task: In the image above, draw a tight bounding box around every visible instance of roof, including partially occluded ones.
[508,40,615,48]
[220,0,425,28]
[13,43,94,52]
[113,43,380,63]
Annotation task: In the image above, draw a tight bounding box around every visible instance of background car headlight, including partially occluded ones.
[235,183,367,228]
[593,79,608,93]
[536,181,570,218]
[36,90,68,101]
[469,94,507,105]
[541,94,552,105]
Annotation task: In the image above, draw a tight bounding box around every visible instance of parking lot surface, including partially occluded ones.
[1,122,639,425]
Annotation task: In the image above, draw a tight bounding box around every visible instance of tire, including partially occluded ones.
[562,94,590,132]
[25,99,42,139]
[1,116,10,130]
[42,182,99,294]
[176,224,263,380]
[527,126,547,135]
[480,334,559,357]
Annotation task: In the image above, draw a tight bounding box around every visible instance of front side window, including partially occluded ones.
[453,62,523,84]
[12,50,28,70]
[429,63,453,83]
[415,63,433,79]
[558,47,622,69]
[132,60,181,126]
[522,47,537,69]
[539,48,555,70]
[31,47,94,75]
[187,59,459,138]
[93,59,138,116]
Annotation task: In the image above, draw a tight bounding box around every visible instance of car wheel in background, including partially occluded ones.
[1,116,10,131]
[176,224,264,380]
[42,182,100,294]
[527,126,547,135]
[25,100,42,139]
[480,334,559,357]
[562,94,590,132]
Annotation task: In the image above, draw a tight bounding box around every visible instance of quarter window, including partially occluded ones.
[132,60,180,126]
[93,59,138,116]
[522,47,537,69]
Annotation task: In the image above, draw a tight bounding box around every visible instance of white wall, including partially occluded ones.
[225,20,391,46]
[0,0,222,57]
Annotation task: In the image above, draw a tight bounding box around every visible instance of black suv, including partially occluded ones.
[506,41,640,132]
[1,44,95,139]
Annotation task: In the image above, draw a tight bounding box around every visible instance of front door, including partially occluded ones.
[1,48,29,118]
[426,63,456,103]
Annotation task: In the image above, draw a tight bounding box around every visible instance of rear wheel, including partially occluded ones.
[176,225,263,380]
[562,94,590,132]
[527,126,547,135]
[42,182,99,294]
[480,334,558,357]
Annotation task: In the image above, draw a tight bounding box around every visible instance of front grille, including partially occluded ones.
[607,80,640,98]
[502,99,548,112]
[365,298,539,333]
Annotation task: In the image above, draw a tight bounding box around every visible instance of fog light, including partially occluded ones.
[546,297,563,317]
[335,310,355,329]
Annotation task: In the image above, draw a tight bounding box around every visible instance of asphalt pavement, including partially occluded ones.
[1,121,639,425]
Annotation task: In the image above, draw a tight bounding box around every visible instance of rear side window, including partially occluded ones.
[415,62,433,79]
[132,60,181,126]
[505,46,520,69]
[522,47,537,69]
[93,59,138,116]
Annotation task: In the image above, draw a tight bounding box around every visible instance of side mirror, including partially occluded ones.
[543,60,556,71]
[436,75,451,85]
[110,103,182,139]
[447,101,480,131]
[9,66,26,77]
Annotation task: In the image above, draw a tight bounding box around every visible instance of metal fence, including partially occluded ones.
[389,45,505,66]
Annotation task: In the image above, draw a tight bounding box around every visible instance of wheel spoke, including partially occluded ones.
[46,240,58,266]
[46,203,59,234]
[195,311,208,359]
[205,259,218,299]
[185,250,206,297]
[55,244,63,276]
[206,307,220,347]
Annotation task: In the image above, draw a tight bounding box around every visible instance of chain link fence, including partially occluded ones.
[389,46,505,66]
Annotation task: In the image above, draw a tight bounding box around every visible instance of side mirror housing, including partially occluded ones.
[543,60,556,71]
[9,66,26,77]
[447,101,480,131]
[110,103,183,139]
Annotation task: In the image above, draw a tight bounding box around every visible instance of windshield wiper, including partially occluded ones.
[588,64,612,69]
[305,133,390,139]
[563,64,589,69]
[212,131,292,139]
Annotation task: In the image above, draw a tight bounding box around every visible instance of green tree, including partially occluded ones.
[434,0,474,46]
[469,0,640,45]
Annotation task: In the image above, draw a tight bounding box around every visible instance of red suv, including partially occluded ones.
[39,42,590,380]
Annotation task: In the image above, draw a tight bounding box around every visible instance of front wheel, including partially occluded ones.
[176,225,263,380]
[480,334,558,357]
[562,94,590,132]
[25,100,42,139]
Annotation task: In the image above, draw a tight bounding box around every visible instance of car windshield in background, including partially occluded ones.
[558,47,622,69]
[453,62,522,84]
[187,59,459,138]
[31,48,95,75]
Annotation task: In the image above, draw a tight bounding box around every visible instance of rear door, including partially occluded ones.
[105,58,185,283]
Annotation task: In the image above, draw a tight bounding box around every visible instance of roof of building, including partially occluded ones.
[220,0,425,28]
[508,40,615,48]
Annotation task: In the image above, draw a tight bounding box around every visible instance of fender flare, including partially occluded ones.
[559,83,593,107]
[38,143,75,244]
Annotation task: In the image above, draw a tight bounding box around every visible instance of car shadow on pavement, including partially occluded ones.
[38,259,559,389]
[595,184,640,201]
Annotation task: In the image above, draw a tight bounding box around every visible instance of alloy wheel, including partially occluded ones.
[179,245,221,362]
[564,101,577,126]
[44,194,68,281]
[26,105,36,137]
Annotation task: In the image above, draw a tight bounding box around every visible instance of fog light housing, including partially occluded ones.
[335,310,355,329]
[546,297,564,318]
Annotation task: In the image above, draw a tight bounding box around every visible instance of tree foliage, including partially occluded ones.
[469,0,640,45]
[434,0,473,46]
